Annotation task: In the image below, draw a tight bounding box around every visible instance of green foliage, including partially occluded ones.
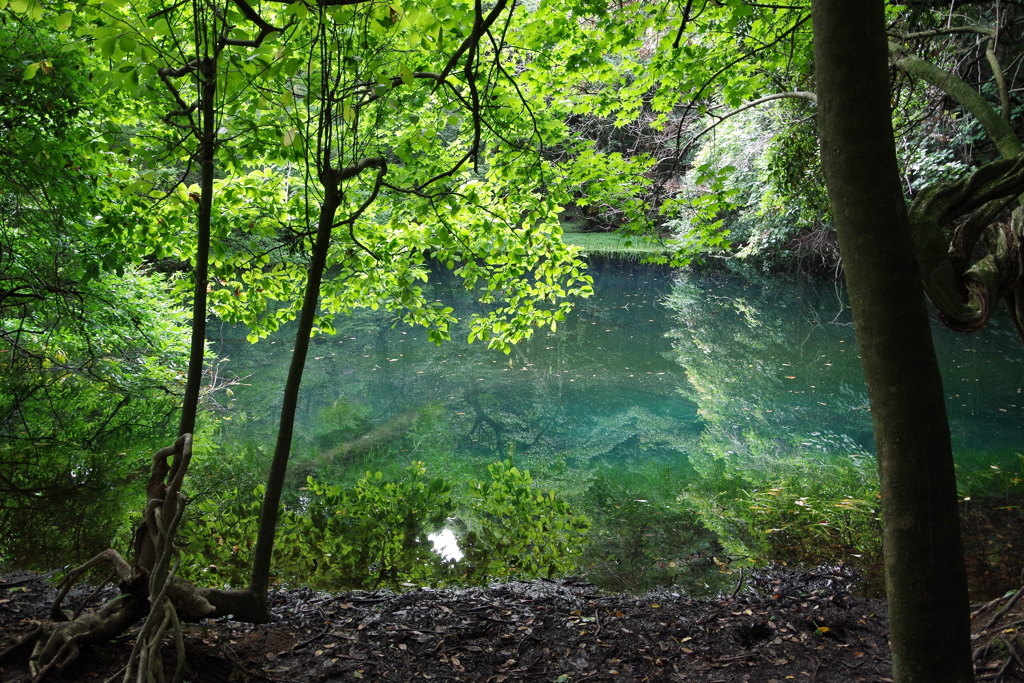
[0,272,191,566]
[178,486,265,587]
[179,460,588,589]
[510,0,814,265]
[303,463,456,589]
[180,463,453,589]
[759,107,830,233]
[460,460,589,581]
[666,103,833,272]
[0,12,195,568]
[6,0,1019,601]
[579,469,729,594]
[685,459,881,568]
[660,161,741,263]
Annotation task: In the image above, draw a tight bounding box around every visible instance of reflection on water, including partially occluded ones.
[428,529,464,562]
[213,258,1024,593]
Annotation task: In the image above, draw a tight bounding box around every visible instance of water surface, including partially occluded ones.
[213,258,1024,590]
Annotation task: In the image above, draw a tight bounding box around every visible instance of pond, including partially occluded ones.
[211,257,1024,594]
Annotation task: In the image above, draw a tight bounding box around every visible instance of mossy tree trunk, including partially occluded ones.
[812,2,974,682]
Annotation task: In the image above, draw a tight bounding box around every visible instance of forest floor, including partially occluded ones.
[2,566,896,682]
[3,497,1024,682]
[2,568,1024,682]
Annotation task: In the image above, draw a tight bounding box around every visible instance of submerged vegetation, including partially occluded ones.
[4,261,1023,597]
[178,460,589,591]
[1,0,1023,677]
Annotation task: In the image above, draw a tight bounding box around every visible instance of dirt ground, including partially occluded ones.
[5,498,1024,683]
[0,566,895,682]
[3,565,1024,682]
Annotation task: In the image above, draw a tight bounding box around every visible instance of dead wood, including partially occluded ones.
[973,585,1024,682]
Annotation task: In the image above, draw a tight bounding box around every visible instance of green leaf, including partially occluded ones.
[22,62,41,80]
[99,36,118,59]
[23,0,43,20]
[55,11,73,31]
[399,63,415,86]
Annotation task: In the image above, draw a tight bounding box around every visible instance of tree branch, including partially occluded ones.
[221,0,284,47]
[687,91,817,151]
[888,40,1021,157]
[434,0,509,89]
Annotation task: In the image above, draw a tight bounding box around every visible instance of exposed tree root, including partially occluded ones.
[1,434,209,682]
[972,585,1024,682]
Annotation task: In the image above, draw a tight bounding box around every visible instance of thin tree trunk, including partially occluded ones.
[178,56,216,438]
[811,2,974,681]
[248,173,342,610]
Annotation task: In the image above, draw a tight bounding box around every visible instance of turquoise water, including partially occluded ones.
[214,258,1024,469]
[212,258,700,472]
[211,258,1024,590]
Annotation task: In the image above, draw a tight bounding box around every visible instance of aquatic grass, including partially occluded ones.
[561,230,669,258]
[956,451,1024,503]
[680,452,882,570]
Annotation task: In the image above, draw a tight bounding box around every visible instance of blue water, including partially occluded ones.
[213,258,1024,471]
[209,257,1024,591]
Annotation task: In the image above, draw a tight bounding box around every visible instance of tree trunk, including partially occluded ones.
[811,2,974,682]
[178,56,217,438]
[247,173,343,614]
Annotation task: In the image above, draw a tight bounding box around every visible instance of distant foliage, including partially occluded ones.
[667,104,834,273]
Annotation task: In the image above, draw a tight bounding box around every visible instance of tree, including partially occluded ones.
[811,2,974,681]
[512,2,1020,679]
[3,0,595,674]
[0,11,193,568]
[884,5,1024,340]
[4,0,1020,677]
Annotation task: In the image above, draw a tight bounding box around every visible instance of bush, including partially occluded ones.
[178,459,589,590]
[460,460,590,582]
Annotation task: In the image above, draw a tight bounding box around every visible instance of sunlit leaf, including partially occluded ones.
[399,63,414,86]
[54,11,73,31]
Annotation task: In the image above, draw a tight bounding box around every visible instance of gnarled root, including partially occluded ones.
[30,585,150,681]
[1,434,207,682]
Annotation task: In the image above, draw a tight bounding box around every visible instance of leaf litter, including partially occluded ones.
[1,565,1023,681]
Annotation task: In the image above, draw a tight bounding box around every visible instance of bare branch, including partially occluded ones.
[688,91,817,150]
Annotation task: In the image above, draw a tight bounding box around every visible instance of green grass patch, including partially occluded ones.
[561,229,669,258]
